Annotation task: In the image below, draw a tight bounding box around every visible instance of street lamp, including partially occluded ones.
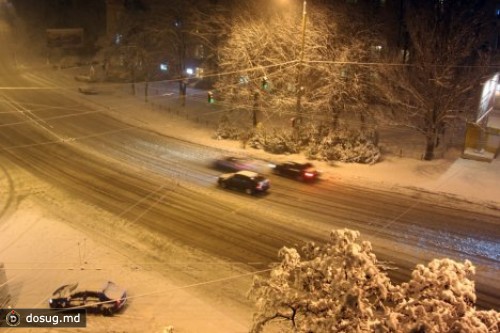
[295,0,307,130]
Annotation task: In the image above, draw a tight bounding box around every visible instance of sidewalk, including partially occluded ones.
[27,65,500,207]
[0,170,251,333]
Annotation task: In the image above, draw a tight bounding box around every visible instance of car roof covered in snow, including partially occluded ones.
[235,170,260,178]
[52,281,125,299]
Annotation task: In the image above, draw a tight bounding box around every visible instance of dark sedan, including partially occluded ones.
[218,170,270,195]
[272,162,320,182]
[213,156,257,172]
[49,281,127,316]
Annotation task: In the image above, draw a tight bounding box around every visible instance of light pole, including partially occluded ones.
[295,0,307,130]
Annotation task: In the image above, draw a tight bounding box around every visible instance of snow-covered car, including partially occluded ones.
[49,281,127,316]
[218,170,270,195]
[213,156,257,172]
[272,162,320,182]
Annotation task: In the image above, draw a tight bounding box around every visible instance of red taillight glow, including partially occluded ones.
[256,181,268,190]
[304,172,315,178]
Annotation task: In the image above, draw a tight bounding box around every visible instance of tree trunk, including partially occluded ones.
[360,112,366,131]
[423,130,438,160]
[373,128,379,147]
[424,139,434,160]
[252,92,259,127]
[131,67,136,96]
[331,109,340,129]
[179,80,186,107]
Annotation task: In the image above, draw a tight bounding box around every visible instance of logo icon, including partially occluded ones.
[6,309,21,327]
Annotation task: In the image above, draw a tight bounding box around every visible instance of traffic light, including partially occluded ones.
[261,76,269,90]
[208,91,214,104]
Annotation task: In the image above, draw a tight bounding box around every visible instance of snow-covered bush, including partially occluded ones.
[216,121,380,163]
[214,115,249,140]
[245,127,300,154]
[304,126,381,164]
[391,259,499,333]
[248,229,499,333]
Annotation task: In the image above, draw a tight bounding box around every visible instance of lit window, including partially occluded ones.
[195,45,205,59]
[195,68,204,78]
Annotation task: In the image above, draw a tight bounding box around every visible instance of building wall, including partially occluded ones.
[105,0,123,36]
[486,131,500,155]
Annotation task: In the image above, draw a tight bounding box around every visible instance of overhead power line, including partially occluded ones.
[305,59,500,69]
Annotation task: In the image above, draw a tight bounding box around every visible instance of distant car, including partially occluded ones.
[49,281,127,316]
[78,84,98,95]
[272,162,320,182]
[218,170,270,195]
[213,156,256,172]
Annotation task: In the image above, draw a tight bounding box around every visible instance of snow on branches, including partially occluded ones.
[248,229,499,333]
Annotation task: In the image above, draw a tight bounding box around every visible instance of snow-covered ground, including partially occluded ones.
[0,165,253,332]
[1,62,499,332]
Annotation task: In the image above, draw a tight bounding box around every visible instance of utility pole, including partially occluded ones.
[295,0,307,130]
[253,91,259,127]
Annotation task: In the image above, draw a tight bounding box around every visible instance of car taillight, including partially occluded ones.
[256,181,268,189]
[304,172,315,178]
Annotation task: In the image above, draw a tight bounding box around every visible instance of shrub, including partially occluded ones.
[248,229,499,333]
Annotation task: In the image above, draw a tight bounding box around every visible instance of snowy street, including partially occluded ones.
[0,28,499,332]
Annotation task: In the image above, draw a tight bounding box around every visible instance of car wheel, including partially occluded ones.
[220,181,227,188]
[102,307,114,316]
[245,188,253,195]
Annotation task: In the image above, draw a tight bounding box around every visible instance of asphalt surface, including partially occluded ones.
[1,41,499,310]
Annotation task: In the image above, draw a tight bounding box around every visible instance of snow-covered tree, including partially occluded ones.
[376,0,494,160]
[204,0,383,162]
[100,0,204,100]
[249,229,499,333]
[213,1,384,126]
[390,259,499,333]
[213,0,335,126]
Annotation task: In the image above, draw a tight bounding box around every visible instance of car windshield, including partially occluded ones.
[103,282,126,300]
